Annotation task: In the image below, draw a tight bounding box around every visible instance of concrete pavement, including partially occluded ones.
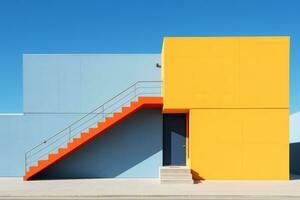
[0,178,300,199]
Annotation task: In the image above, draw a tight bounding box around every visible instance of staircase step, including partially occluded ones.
[160,179,194,184]
[58,148,66,154]
[67,142,76,149]
[130,101,139,107]
[28,166,38,172]
[89,127,99,134]
[160,166,191,174]
[80,132,88,139]
[105,117,114,123]
[113,112,122,118]
[97,122,105,127]
[160,174,193,179]
[72,138,81,143]
[37,160,48,167]
[122,106,130,113]
[48,153,57,160]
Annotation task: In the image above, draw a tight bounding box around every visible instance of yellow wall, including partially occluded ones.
[162,37,289,110]
[190,109,289,180]
[162,37,289,180]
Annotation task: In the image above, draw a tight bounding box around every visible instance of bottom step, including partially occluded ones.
[160,179,194,184]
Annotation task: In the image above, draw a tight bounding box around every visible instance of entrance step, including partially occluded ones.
[160,166,193,184]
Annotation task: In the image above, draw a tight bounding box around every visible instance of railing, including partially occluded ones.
[25,81,162,172]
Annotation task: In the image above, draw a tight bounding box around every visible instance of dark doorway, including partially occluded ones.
[163,114,186,166]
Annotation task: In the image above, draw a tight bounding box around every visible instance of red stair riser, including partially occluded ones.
[113,112,122,118]
[38,160,48,167]
[72,138,80,143]
[97,122,105,127]
[121,107,130,113]
[67,142,76,149]
[80,132,88,137]
[130,102,139,107]
[58,148,66,154]
[88,128,98,135]
[29,166,37,172]
[48,154,57,160]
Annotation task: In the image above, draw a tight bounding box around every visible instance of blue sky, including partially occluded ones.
[0,0,299,113]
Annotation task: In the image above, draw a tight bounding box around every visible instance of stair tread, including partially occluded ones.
[161,180,194,184]
[161,178,192,180]
[37,160,48,166]
[73,138,81,142]
[48,153,56,158]
[160,174,192,177]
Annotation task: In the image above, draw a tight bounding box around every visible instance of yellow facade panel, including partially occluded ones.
[189,109,243,145]
[242,143,289,180]
[242,109,289,144]
[190,143,243,180]
[162,37,240,110]
[238,37,289,108]
[189,108,289,180]
[162,37,289,110]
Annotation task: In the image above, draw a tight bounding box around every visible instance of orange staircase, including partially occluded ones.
[24,96,163,181]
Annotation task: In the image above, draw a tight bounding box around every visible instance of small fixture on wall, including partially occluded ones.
[156,63,161,68]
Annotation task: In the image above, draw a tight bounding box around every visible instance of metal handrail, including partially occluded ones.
[25,81,162,172]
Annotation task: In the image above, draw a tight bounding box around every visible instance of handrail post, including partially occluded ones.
[103,104,105,118]
[68,127,71,142]
[134,84,136,99]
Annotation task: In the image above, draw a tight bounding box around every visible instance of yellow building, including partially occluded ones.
[162,36,289,180]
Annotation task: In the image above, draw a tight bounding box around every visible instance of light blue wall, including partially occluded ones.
[33,109,162,179]
[23,54,161,113]
[0,113,84,176]
[0,54,162,177]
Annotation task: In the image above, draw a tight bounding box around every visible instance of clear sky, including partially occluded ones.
[0,0,299,113]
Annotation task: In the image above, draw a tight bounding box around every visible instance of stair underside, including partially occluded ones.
[24,96,163,181]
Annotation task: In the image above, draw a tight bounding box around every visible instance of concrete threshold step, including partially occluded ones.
[160,175,193,179]
[160,166,191,174]
[160,172,192,177]
[160,179,194,184]
[160,166,194,184]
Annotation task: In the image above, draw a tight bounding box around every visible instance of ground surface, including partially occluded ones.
[0,178,300,199]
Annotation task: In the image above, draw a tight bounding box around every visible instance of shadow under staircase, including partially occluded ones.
[24,81,162,180]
